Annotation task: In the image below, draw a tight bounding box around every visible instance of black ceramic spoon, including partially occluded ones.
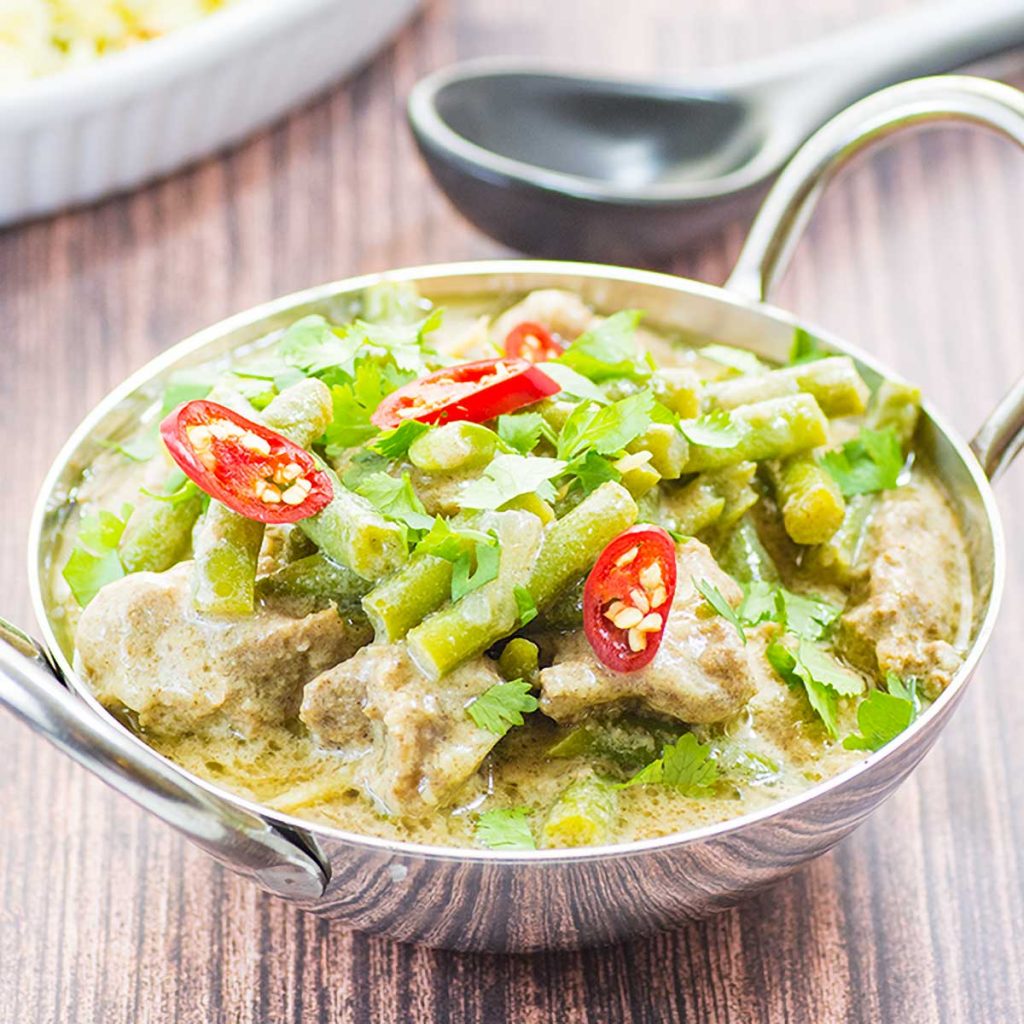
[409,1,1024,262]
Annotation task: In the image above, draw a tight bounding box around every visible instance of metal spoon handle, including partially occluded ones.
[0,617,327,901]
[726,2,1024,120]
[726,74,1024,481]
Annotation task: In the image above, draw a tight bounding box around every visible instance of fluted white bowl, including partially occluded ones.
[0,0,419,227]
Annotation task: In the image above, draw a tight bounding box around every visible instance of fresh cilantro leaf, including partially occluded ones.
[62,505,133,607]
[368,420,430,459]
[101,432,158,463]
[679,409,746,449]
[843,685,916,751]
[694,577,745,643]
[766,638,865,738]
[451,530,501,600]
[467,679,539,736]
[497,411,551,455]
[885,672,920,713]
[789,327,828,366]
[821,427,903,497]
[622,733,720,797]
[556,391,654,461]
[476,808,536,850]
[415,516,471,561]
[700,344,765,376]
[514,585,538,626]
[565,450,621,495]
[535,362,609,403]
[322,360,408,456]
[458,454,567,510]
[278,315,346,371]
[559,310,650,382]
[352,472,433,532]
[739,580,778,627]
[775,589,841,641]
[161,367,218,415]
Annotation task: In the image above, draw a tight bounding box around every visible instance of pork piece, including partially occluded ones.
[838,476,970,698]
[492,289,598,343]
[75,563,370,737]
[539,539,758,725]
[301,644,504,812]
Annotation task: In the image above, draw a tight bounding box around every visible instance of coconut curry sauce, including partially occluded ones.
[52,285,973,850]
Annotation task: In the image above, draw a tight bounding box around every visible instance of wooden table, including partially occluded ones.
[3,1,1023,1020]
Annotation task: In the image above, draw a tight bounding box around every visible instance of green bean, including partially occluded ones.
[501,492,555,524]
[526,482,638,611]
[652,368,701,419]
[866,379,921,449]
[707,356,869,417]
[683,394,829,472]
[406,510,544,680]
[119,489,203,573]
[260,378,333,447]
[547,716,682,771]
[535,398,576,433]
[711,462,758,530]
[362,553,453,642]
[298,465,409,581]
[408,422,498,472]
[626,423,688,479]
[499,638,540,683]
[614,453,661,499]
[255,552,371,617]
[541,774,618,848]
[713,514,780,584]
[805,494,874,584]
[660,463,755,537]
[191,506,265,615]
[774,452,845,545]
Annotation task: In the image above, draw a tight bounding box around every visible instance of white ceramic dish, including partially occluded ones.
[0,0,419,227]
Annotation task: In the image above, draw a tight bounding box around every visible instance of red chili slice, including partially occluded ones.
[160,400,333,525]
[371,357,561,430]
[583,526,678,673]
[504,321,564,363]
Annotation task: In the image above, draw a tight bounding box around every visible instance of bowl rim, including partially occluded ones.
[0,0,344,123]
[28,259,1007,867]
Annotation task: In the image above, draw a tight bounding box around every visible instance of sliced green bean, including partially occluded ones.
[298,465,409,581]
[408,422,498,472]
[407,510,544,680]
[119,489,203,573]
[541,774,618,849]
[652,368,701,419]
[255,552,371,617]
[362,553,453,642]
[774,451,846,545]
[526,482,638,611]
[260,378,333,447]
[626,422,688,479]
[499,638,540,683]
[660,463,755,537]
[683,394,829,472]
[707,356,869,417]
[866,379,921,449]
[501,492,555,524]
[614,453,661,500]
[547,716,683,771]
[805,493,874,583]
[713,514,780,584]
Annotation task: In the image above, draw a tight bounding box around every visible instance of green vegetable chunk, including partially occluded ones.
[362,553,453,642]
[775,451,846,545]
[408,421,499,472]
[683,394,829,472]
[255,552,371,617]
[541,775,618,848]
[499,638,540,682]
[525,481,638,611]
[118,487,202,573]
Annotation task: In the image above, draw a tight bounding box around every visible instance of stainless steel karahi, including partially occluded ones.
[2,76,1023,953]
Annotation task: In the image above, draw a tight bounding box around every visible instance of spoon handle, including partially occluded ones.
[725,1,1024,121]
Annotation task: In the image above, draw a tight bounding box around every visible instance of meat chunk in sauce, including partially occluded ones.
[75,563,370,737]
[838,476,969,698]
[492,289,597,343]
[539,539,757,725]
[301,644,505,813]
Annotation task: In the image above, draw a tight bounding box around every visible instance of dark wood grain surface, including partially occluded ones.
[3,1,1024,1020]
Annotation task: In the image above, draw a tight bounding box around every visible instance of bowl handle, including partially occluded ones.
[0,616,327,902]
[726,74,1024,481]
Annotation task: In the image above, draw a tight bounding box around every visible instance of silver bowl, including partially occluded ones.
[2,76,1023,952]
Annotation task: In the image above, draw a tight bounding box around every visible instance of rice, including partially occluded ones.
[0,0,236,89]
